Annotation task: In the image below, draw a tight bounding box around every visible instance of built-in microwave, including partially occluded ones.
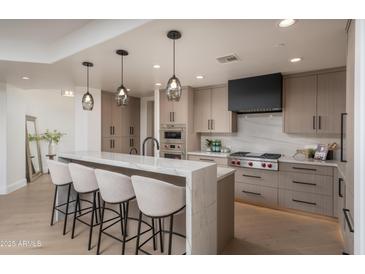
[160,124,186,143]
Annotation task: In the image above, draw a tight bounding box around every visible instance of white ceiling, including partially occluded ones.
[0,19,347,97]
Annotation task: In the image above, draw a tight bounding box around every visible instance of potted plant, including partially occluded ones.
[40,129,66,155]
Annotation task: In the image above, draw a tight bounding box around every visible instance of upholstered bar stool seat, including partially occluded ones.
[48,160,79,235]
[131,175,186,255]
[95,169,155,255]
[68,163,101,251]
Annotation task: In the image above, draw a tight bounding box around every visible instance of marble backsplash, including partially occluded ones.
[201,114,341,159]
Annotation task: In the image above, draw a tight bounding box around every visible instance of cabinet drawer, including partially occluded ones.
[235,168,278,188]
[279,171,333,195]
[278,189,333,216]
[188,155,228,166]
[279,162,333,176]
[235,182,277,207]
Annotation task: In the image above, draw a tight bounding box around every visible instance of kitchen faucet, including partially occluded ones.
[142,137,160,156]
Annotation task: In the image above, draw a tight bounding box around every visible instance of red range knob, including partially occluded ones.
[236,160,241,165]
[261,163,266,168]
[267,163,272,168]
[248,162,253,167]
[165,145,168,148]
[231,160,236,165]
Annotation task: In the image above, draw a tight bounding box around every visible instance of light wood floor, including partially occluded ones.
[0,175,343,255]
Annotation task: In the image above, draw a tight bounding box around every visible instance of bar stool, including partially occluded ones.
[48,160,79,235]
[95,169,155,255]
[68,163,101,251]
[131,175,186,255]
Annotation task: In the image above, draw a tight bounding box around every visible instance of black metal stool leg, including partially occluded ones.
[158,218,164,253]
[152,217,157,251]
[168,214,174,255]
[135,211,142,255]
[125,201,129,236]
[77,197,82,216]
[94,192,99,224]
[88,192,96,250]
[97,191,102,224]
[71,193,80,239]
[119,203,125,236]
[122,202,128,254]
[63,184,71,235]
[50,185,58,226]
[96,201,105,255]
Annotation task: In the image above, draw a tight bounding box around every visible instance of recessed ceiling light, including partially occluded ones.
[21,76,30,80]
[196,75,204,79]
[61,90,74,97]
[153,64,160,69]
[155,83,161,86]
[278,19,297,28]
[290,57,302,63]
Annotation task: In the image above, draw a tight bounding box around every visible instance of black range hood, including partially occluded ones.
[228,73,283,114]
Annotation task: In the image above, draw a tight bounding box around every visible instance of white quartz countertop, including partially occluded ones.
[217,167,236,180]
[59,151,216,178]
[187,151,231,158]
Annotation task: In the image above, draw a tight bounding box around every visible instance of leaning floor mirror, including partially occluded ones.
[26,115,43,182]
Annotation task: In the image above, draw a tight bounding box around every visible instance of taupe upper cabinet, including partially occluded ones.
[101,91,140,154]
[194,85,237,133]
[283,68,346,135]
[159,87,189,124]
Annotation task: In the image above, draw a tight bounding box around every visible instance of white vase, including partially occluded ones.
[48,142,56,155]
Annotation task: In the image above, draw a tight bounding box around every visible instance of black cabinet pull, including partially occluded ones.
[340,113,347,162]
[338,178,344,198]
[172,112,175,122]
[292,180,317,186]
[292,166,317,171]
[110,139,112,149]
[199,158,215,162]
[242,174,262,179]
[211,119,214,130]
[112,139,115,148]
[110,126,112,135]
[318,115,322,130]
[292,199,317,206]
[242,190,261,196]
[131,127,134,135]
[343,208,354,232]
[313,116,316,130]
[112,126,115,135]
[208,120,210,130]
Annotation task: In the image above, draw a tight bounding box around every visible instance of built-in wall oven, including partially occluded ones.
[160,124,186,159]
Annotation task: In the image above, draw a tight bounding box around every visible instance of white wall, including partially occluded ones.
[74,87,101,152]
[140,96,154,153]
[5,85,27,192]
[23,88,75,171]
[201,114,340,158]
[0,83,7,194]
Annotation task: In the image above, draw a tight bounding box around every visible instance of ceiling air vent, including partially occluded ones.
[216,54,240,64]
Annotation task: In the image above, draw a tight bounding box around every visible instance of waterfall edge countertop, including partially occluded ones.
[57,151,229,255]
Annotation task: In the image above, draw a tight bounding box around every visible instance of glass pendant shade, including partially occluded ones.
[166,75,182,102]
[166,30,182,102]
[81,61,94,111]
[115,49,129,106]
[82,92,94,111]
[115,84,129,106]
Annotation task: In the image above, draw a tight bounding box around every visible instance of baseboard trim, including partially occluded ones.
[6,178,27,194]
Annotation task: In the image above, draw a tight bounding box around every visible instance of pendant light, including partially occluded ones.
[115,49,129,106]
[81,61,94,111]
[166,30,182,102]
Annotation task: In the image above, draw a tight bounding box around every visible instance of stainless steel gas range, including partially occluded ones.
[228,152,281,171]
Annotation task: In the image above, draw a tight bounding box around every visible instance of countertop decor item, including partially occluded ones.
[115,49,129,106]
[205,138,213,151]
[81,61,94,111]
[166,30,182,102]
[40,129,66,155]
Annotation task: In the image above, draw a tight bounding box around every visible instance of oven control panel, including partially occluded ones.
[162,144,183,150]
[229,158,278,170]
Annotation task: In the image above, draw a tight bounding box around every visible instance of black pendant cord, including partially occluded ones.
[173,39,175,77]
[86,66,90,94]
[121,55,124,86]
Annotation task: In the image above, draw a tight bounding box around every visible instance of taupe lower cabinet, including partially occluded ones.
[101,91,140,154]
[283,68,346,135]
[193,85,237,133]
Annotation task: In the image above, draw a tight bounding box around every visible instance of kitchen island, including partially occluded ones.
[58,151,235,255]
